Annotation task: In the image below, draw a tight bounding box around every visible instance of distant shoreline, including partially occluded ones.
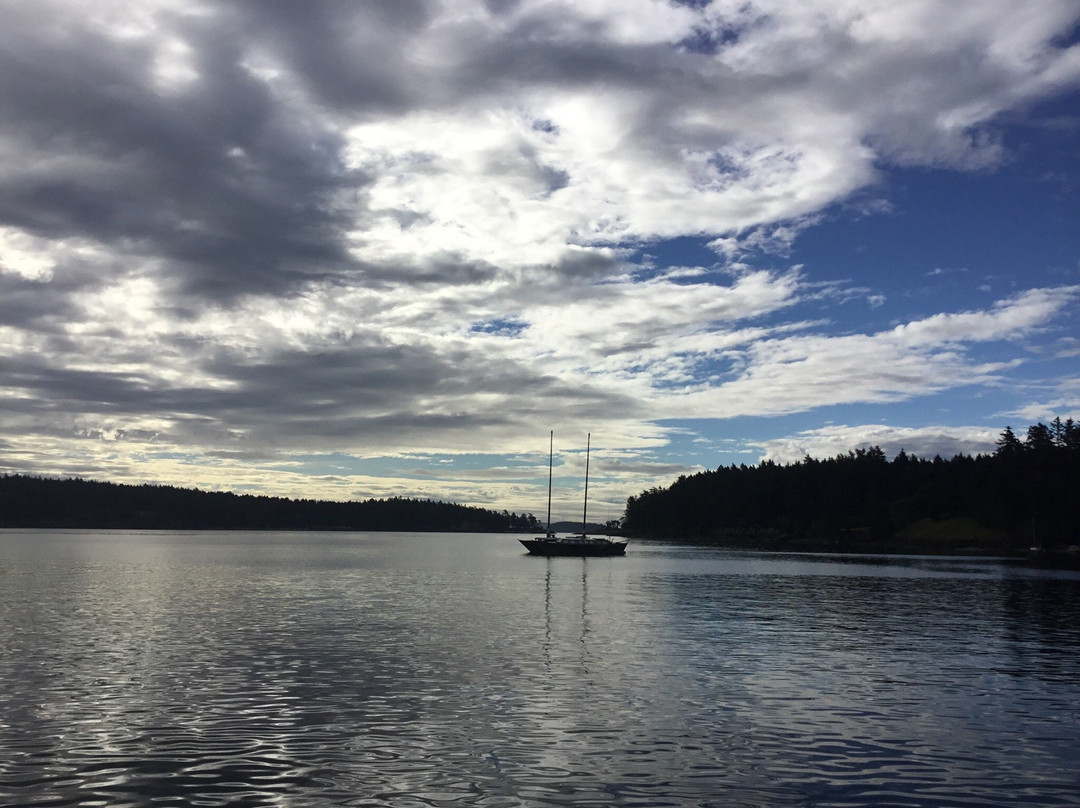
[628,528,1080,567]
[0,474,540,534]
[623,421,1080,558]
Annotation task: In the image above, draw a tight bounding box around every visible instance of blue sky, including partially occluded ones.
[1,1,1078,523]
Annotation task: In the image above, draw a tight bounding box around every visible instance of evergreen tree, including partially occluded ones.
[1025,423,1055,452]
[1063,419,1080,451]
[0,475,536,533]
[995,426,1023,455]
[622,419,1080,552]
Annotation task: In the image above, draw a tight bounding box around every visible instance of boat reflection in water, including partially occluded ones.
[521,432,628,557]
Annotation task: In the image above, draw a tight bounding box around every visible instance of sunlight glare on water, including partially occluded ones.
[1,530,1079,807]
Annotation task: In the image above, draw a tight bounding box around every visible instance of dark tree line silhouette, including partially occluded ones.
[623,419,1080,553]
[0,475,540,533]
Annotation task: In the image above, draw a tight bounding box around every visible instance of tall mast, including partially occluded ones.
[581,432,590,535]
[546,430,553,534]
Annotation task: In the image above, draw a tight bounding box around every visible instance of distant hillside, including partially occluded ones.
[0,475,539,533]
[623,420,1080,554]
[548,520,616,535]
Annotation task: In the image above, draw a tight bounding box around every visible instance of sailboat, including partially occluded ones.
[520,432,628,557]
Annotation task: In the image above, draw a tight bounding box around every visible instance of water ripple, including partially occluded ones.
[2,531,1079,806]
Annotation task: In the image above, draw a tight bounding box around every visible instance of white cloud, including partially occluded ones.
[328,1,1080,273]
[0,225,57,281]
[1009,377,1080,424]
[756,423,1006,465]
[659,286,1079,419]
[888,287,1078,347]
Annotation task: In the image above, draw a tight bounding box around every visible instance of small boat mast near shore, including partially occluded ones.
[520,432,627,557]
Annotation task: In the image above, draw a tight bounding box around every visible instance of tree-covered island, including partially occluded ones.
[0,475,540,533]
[5,419,1078,554]
[623,420,1080,555]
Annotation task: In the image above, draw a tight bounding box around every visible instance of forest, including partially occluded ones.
[0,475,540,533]
[623,419,1080,554]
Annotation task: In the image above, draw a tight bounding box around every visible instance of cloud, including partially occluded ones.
[0,1,365,301]
[657,286,1080,419]
[6,1,1076,298]
[2,1,1079,509]
[756,423,1006,465]
[1009,376,1080,424]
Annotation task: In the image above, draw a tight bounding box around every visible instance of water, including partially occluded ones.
[2,530,1079,807]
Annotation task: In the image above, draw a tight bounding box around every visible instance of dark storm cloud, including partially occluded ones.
[4,328,640,453]
[451,32,668,94]
[244,0,672,111]
[550,249,622,280]
[352,254,504,287]
[353,246,622,290]
[239,0,434,112]
[0,271,94,332]
[0,3,365,301]
[193,341,642,447]
[1,355,169,416]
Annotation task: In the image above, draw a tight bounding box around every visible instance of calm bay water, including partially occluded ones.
[1,530,1079,807]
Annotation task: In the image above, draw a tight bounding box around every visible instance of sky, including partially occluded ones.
[2,0,1079,523]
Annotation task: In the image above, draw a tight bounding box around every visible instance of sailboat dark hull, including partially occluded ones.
[523,432,625,557]
[520,537,627,556]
